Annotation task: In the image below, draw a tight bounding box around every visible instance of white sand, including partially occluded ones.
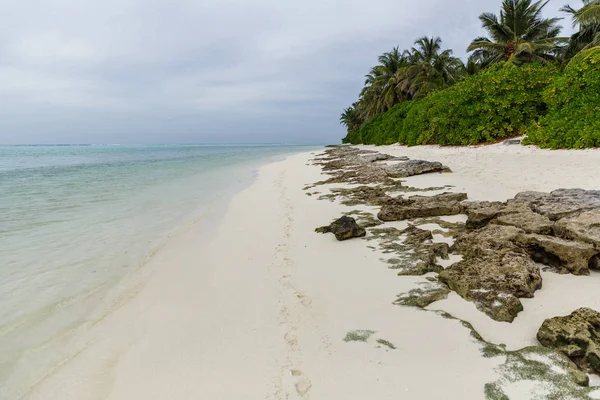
[24,143,600,399]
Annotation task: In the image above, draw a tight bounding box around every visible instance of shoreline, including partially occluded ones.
[23,143,600,399]
[8,148,312,400]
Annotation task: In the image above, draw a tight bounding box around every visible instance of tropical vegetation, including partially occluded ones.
[341,0,600,149]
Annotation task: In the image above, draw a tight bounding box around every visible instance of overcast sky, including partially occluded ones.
[0,0,576,144]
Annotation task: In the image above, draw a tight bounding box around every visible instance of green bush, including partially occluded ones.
[358,102,414,145]
[523,48,600,149]
[401,62,556,145]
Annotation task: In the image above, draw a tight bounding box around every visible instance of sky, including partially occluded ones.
[0,0,576,145]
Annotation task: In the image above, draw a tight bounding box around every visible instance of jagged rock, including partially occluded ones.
[492,208,554,235]
[537,308,600,374]
[313,147,450,187]
[515,233,598,275]
[378,192,468,221]
[361,153,394,162]
[554,210,600,247]
[383,160,451,178]
[316,216,366,241]
[440,250,541,322]
[461,201,506,229]
[442,225,542,322]
[517,189,600,221]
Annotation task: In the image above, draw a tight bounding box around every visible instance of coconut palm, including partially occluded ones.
[468,0,566,66]
[339,104,364,134]
[399,37,465,99]
[562,0,600,58]
[358,47,409,119]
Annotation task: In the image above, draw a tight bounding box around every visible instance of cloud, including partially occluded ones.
[0,0,574,144]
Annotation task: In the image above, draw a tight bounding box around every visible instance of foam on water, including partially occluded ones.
[0,144,316,399]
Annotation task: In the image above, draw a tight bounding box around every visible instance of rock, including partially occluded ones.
[537,308,600,374]
[515,233,598,275]
[492,209,554,235]
[361,153,393,162]
[313,147,451,187]
[383,160,451,178]
[462,201,506,229]
[518,189,600,221]
[554,210,600,247]
[378,192,468,221]
[316,216,366,241]
[441,225,542,322]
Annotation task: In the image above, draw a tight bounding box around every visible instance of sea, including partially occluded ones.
[0,144,317,399]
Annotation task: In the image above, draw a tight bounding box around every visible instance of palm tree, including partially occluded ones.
[399,37,465,99]
[358,47,409,119]
[468,0,566,66]
[562,0,600,58]
[339,104,364,134]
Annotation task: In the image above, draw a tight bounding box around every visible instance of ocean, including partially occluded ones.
[0,144,316,399]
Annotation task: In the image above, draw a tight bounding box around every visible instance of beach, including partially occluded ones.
[20,143,600,399]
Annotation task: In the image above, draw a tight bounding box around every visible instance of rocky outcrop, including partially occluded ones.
[537,308,600,374]
[312,146,451,186]
[383,160,451,178]
[515,233,598,275]
[441,225,542,322]
[554,210,600,247]
[378,192,468,221]
[316,216,366,241]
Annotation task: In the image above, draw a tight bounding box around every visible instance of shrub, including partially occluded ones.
[401,62,557,145]
[358,102,414,145]
[523,48,600,149]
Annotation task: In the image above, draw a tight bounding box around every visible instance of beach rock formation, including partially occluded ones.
[441,225,542,322]
[378,192,467,221]
[312,146,451,186]
[384,160,451,178]
[515,233,597,275]
[313,146,600,323]
[316,216,366,241]
[537,308,600,374]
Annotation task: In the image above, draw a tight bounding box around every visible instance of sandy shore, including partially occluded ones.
[25,143,600,399]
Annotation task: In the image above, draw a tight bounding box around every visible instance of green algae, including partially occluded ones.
[344,330,376,343]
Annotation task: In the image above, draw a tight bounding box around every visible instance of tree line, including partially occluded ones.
[340,0,600,148]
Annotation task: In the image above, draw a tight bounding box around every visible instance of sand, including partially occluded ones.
[24,143,600,399]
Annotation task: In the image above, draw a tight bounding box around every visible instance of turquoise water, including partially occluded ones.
[0,144,315,398]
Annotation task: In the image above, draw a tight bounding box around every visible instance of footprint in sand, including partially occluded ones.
[296,293,312,307]
[290,370,312,397]
[284,331,298,347]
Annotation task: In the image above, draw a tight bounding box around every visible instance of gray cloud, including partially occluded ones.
[0,0,574,144]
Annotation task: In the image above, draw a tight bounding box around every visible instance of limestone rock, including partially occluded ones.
[378,192,468,221]
[554,210,600,247]
[493,209,554,235]
[360,153,394,163]
[518,189,600,221]
[316,216,366,241]
[383,160,451,178]
[537,308,600,373]
[515,233,598,275]
[442,225,542,322]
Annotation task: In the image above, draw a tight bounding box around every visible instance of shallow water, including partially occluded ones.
[0,144,316,399]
